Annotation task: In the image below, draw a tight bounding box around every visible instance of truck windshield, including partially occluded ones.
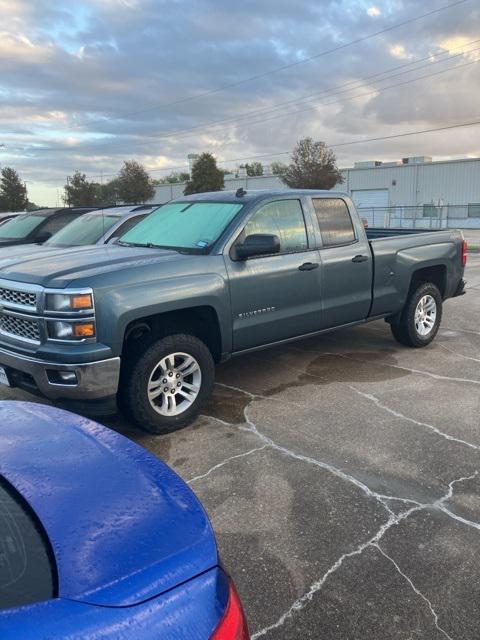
[119,202,243,250]
[0,215,47,239]
[46,213,120,247]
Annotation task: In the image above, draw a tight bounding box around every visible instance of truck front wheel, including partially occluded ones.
[120,333,215,434]
[390,282,442,348]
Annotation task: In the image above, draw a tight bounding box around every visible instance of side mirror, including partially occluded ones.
[35,232,52,244]
[236,234,280,260]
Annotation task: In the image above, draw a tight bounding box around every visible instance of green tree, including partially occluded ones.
[95,178,120,205]
[0,167,28,211]
[282,138,343,189]
[64,171,98,206]
[270,161,288,177]
[184,153,224,195]
[155,172,190,185]
[117,160,155,204]
[245,162,264,176]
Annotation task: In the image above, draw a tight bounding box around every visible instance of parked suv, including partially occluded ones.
[43,205,157,247]
[0,207,95,247]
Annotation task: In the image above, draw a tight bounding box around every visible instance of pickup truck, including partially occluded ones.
[0,189,467,434]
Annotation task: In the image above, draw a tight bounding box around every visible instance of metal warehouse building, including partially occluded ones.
[150,155,480,229]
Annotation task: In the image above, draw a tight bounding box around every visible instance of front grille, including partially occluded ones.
[0,287,37,308]
[0,314,40,343]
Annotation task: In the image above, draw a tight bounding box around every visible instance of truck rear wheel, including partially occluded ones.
[120,333,215,434]
[390,282,442,348]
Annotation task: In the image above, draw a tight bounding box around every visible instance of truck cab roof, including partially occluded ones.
[176,188,351,205]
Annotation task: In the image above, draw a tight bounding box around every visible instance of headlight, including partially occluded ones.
[46,292,94,312]
[48,321,96,340]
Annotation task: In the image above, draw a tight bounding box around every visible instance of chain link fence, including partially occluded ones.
[357,205,480,230]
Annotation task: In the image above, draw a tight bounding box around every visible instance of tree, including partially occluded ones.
[270,161,288,177]
[244,162,264,177]
[184,153,224,195]
[0,167,28,212]
[64,171,98,206]
[282,138,343,189]
[117,160,155,204]
[95,178,120,205]
[155,172,190,185]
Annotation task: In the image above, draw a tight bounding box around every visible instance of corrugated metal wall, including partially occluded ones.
[150,157,480,210]
[151,174,285,203]
[342,158,480,208]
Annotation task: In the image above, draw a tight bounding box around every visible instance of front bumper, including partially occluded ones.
[0,345,120,411]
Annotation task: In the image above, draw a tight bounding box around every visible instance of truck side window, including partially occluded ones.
[243,200,308,254]
[313,198,356,247]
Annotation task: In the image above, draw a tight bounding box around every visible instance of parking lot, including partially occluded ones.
[1,254,479,639]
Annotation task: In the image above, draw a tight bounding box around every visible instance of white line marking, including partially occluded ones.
[439,342,480,363]
[348,385,480,451]
[187,445,267,484]
[375,545,454,640]
[204,383,479,637]
[252,473,476,638]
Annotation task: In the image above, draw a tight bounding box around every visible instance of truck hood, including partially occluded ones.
[0,402,218,607]
[0,244,187,288]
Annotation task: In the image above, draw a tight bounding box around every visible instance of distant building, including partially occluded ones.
[187,154,200,172]
[150,155,480,228]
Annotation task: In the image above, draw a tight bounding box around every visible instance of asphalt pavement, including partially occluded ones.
[2,255,480,639]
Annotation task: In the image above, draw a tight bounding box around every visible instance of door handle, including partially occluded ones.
[298,262,319,271]
[351,255,369,263]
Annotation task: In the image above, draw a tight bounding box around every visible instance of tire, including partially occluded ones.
[119,333,215,434]
[390,282,442,348]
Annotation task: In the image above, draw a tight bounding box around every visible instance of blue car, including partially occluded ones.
[0,401,249,639]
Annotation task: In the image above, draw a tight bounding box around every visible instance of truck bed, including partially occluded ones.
[365,227,445,240]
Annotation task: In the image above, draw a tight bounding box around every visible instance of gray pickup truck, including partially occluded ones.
[0,189,466,433]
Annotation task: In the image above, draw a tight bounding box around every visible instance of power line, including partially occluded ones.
[25,50,480,154]
[149,48,480,145]
[75,0,469,128]
[153,39,480,141]
[27,117,480,185]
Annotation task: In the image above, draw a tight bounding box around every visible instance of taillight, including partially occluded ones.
[462,240,468,266]
[211,580,250,640]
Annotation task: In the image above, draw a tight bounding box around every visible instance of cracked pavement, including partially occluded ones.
[2,253,480,639]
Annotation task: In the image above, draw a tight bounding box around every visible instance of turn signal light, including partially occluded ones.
[72,294,93,310]
[211,581,250,640]
[73,323,95,338]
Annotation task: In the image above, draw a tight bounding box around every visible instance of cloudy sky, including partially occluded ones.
[0,0,479,205]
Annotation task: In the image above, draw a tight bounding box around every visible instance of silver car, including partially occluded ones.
[44,205,160,247]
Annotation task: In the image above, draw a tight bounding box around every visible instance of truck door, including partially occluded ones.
[225,198,322,352]
[312,197,373,328]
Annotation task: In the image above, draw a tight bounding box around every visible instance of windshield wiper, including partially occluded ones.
[145,243,177,250]
[116,240,150,248]
[117,240,179,251]
[116,240,206,254]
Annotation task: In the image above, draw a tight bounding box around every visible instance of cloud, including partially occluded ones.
[0,32,55,66]
[389,43,414,60]
[0,0,478,205]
